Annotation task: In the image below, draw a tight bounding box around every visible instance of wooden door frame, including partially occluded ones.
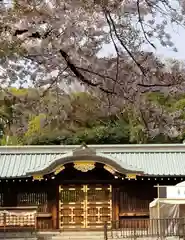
[58,184,112,230]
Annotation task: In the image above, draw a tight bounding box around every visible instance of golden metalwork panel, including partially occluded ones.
[87,208,98,215]
[60,209,71,216]
[87,216,98,222]
[59,184,112,229]
[60,190,85,203]
[87,190,111,202]
[100,207,111,215]
[61,216,71,224]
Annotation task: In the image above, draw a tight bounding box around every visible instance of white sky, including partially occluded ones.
[101,23,185,61]
[154,0,185,60]
[2,0,185,61]
[1,0,185,91]
[151,25,185,60]
[101,0,185,61]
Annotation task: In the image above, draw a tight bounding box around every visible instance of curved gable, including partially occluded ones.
[1,144,185,178]
[27,147,144,176]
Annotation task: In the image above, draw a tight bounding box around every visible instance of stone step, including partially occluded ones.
[52,231,105,240]
[53,238,104,240]
[52,235,104,239]
[51,237,104,240]
[53,235,104,237]
[58,232,104,236]
[52,237,104,240]
[38,231,105,240]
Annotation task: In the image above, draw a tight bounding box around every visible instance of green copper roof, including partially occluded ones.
[0,144,185,178]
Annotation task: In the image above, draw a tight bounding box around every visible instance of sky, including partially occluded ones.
[101,0,185,62]
[152,25,185,60]
[152,0,185,60]
[1,0,185,91]
[2,0,185,62]
[101,22,185,61]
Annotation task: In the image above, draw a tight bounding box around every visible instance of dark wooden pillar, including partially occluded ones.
[4,183,17,207]
[52,204,57,229]
[52,185,59,229]
[112,186,120,222]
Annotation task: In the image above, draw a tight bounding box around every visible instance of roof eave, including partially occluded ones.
[0,143,185,154]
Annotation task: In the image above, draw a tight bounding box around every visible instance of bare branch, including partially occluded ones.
[104,9,146,75]
[136,0,156,49]
[59,49,115,95]
[104,10,120,92]
[41,66,68,97]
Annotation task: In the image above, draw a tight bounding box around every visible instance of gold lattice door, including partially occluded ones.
[86,184,112,228]
[59,184,112,229]
[59,185,86,229]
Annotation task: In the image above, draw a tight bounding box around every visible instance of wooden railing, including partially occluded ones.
[17,192,54,230]
[0,206,54,231]
[0,207,37,239]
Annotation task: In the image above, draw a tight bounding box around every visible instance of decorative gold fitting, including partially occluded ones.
[54,165,65,175]
[74,161,95,172]
[32,175,43,181]
[104,165,115,174]
[126,173,137,179]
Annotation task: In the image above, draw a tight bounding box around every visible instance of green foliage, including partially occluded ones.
[0,135,22,145]
[173,98,185,110]
[0,88,184,145]
[63,121,130,145]
[21,120,130,145]
[23,131,66,145]
[146,92,175,110]
[25,114,46,137]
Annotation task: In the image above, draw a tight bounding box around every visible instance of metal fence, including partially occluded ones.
[104,218,185,240]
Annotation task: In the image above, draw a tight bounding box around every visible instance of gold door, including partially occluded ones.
[59,185,86,229]
[59,184,112,229]
[86,184,112,228]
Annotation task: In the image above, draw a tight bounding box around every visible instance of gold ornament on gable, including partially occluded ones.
[104,165,116,175]
[126,173,137,179]
[32,175,43,181]
[73,161,95,172]
[54,165,65,175]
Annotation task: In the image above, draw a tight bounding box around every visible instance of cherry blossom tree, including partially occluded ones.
[0,0,184,95]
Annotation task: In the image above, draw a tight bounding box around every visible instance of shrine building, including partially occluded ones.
[0,144,184,231]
